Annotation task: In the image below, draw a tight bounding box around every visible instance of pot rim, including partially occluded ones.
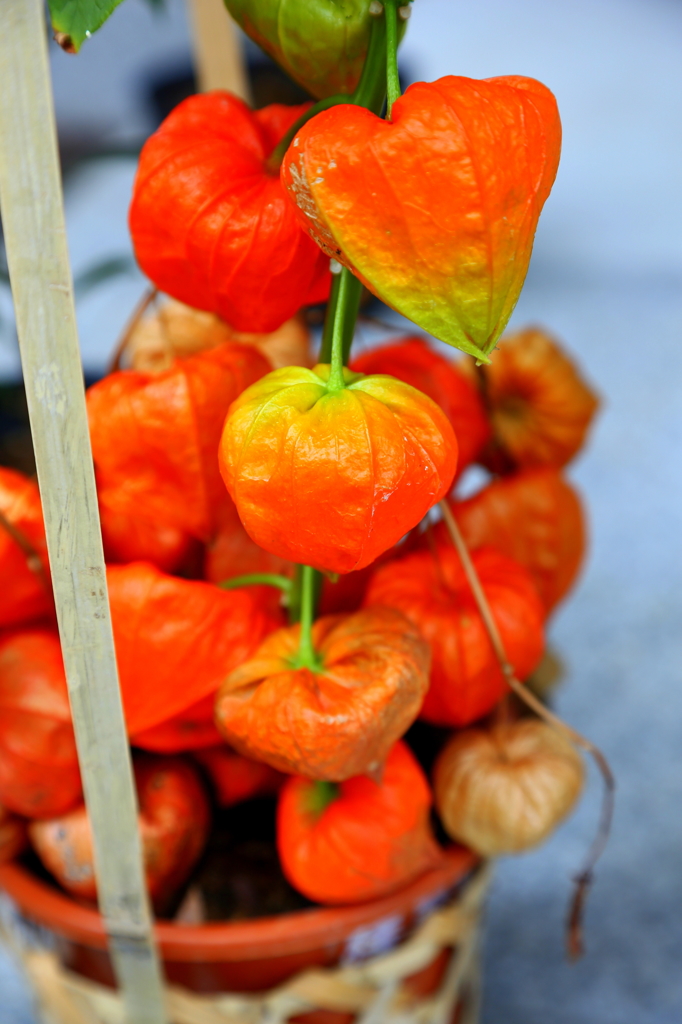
[0,847,478,962]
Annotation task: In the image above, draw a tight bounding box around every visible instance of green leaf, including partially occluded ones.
[48,0,128,53]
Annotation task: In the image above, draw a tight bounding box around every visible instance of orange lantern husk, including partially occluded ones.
[129,93,331,333]
[277,740,442,905]
[0,628,82,819]
[351,337,491,477]
[88,341,271,544]
[193,745,285,807]
[214,607,431,781]
[460,326,600,471]
[441,469,586,614]
[364,547,545,727]
[283,76,561,360]
[219,364,457,574]
[107,562,282,741]
[0,467,52,629]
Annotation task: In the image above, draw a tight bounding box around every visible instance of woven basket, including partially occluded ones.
[1,863,491,1024]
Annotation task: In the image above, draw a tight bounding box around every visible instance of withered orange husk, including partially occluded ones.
[277,740,442,905]
[461,326,600,472]
[126,300,312,375]
[433,720,584,856]
[0,467,52,629]
[214,607,431,781]
[0,628,82,820]
[219,364,457,575]
[364,547,545,727]
[88,341,270,544]
[440,469,586,614]
[29,755,211,909]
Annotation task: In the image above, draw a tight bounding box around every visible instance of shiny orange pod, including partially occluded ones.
[215,606,431,781]
[107,562,281,740]
[351,338,491,477]
[277,740,441,905]
[364,548,545,727]
[0,629,82,819]
[438,469,586,614]
[462,327,600,471]
[29,755,211,910]
[219,364,457,574]
[193,745,285,807]
[283,76,561,360]
[129,93,330,333]
[0,468,52,629]
[88,341,270,543]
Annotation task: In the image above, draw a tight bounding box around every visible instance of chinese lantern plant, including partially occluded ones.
[277,740,441,904]
[22,0,611,949]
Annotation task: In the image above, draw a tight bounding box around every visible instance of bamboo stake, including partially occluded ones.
[0,3,167,1021]
[187,0,251,100]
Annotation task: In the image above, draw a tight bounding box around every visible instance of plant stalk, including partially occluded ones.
[438,499,615,962]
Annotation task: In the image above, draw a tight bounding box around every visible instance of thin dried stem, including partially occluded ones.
[0,507,49,590]
[438,499,615,960]
[107,286,158,373]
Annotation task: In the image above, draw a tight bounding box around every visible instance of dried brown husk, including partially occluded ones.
[125,298,311,373]
[434,719,584,856]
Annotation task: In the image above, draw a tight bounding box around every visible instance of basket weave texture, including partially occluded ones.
[1,865,491,1024]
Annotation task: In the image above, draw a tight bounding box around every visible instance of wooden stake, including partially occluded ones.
[0,3,167,1021]
[187,0,251,100]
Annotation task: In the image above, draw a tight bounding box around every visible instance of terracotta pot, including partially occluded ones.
[0,847,477,1022]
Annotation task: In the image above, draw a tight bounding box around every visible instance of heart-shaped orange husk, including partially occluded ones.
[283,75,561,360]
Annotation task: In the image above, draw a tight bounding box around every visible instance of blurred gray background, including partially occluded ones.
[1,0,682,1021]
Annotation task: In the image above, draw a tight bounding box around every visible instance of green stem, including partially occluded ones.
[351,11,389,114]
[319,270,362,364]
[293,565,322,670]
[218,573,292,595]
[385,2,401,118]
[326,267,360,390]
